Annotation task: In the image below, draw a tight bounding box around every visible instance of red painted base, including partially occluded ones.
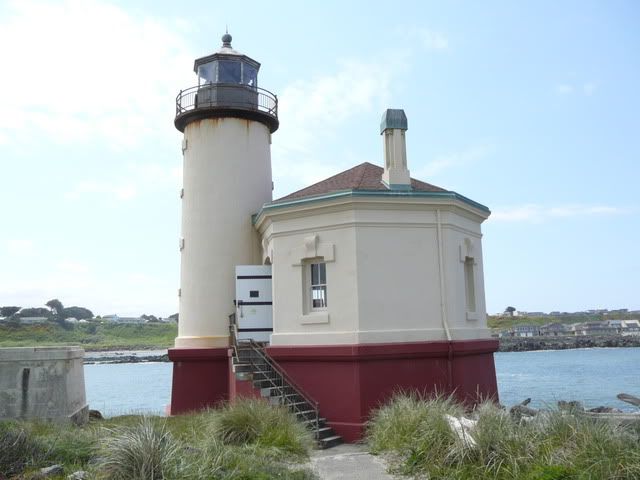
[168,347,229,415]
[266,339,499,442]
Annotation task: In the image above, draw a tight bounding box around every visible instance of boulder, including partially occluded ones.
[67,471,88,480]
[34,465,63,478]
[89,409,104,420]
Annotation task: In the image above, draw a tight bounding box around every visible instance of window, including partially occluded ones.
[197,62,216,85]
[217,61,241,83]
[310,262,327,309]
[464,257,476,312]
[242,64,257,86]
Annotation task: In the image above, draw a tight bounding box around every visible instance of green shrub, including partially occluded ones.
[471,401,539,477]
[0,424,45,476]
[177,436,317,480]
[367,393,466,475]
[40,425,97,467]
[96,417,179,480]
[526,464,577,480]
[366,395,640,479]
[209,399,313,457]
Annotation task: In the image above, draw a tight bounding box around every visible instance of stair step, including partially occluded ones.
[301,416,326,426]
[231,338,344,449]
[295,409,318,420]
[252,371,278,379]
[270,395,306,406]
[316,427,335,440]
[318,435,343,449]
[253,379,284,389]
[232,363,253,373]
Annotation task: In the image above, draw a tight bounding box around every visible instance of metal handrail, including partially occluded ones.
[176,83,278,118]
[228,314,320,437]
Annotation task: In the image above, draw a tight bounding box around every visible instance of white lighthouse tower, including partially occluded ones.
[169,33,278,414]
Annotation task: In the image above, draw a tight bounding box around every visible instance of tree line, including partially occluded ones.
[1,301,178,325]
[1,299,93,325]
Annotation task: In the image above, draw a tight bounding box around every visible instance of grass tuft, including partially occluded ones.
[0,423,45,477]
[96,417,180,480]
[209,398,313,457]
[367,393,640,479]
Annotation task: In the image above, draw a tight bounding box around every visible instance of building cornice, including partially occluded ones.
[253,189,490,228]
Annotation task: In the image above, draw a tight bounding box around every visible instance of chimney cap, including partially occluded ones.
[380,109,408,134]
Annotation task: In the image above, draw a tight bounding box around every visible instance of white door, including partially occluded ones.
[235,265,273,343]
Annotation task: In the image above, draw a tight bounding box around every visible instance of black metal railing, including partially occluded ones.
[228,314,321,437]
[176,84,278,120]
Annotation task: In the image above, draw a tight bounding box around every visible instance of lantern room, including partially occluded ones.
[174,33,278,133]
[194,33,260,86]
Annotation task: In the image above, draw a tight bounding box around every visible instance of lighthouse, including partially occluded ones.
[167,35,498,440]
[168,34,279,414]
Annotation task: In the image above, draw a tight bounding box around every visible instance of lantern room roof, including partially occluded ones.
[193,33,261,73]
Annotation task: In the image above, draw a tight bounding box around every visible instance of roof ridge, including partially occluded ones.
[354,163,370,189]
[274,161,447,202]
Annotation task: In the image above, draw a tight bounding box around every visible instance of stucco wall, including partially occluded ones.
[264,208,360,345]
[0,347,87,423]
[178,117,272,348]
[441,209,489,338]
[258,197,491,346]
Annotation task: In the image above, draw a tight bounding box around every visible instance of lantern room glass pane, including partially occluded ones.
[242,64,257,86]
[197,62,216,84]
[218,60,241,83]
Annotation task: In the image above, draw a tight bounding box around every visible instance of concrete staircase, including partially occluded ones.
[231,339,343,449]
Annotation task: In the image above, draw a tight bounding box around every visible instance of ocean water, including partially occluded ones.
[84,347,640,417]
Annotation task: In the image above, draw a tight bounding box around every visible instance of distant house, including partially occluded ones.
[620,320,640,336]
[571,321,617,336]
[539,322,568,336]
[19,317,49,325]
[510,324,540,337]
[102,314,146,324]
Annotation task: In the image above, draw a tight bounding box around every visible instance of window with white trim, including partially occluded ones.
[309,262,327,310]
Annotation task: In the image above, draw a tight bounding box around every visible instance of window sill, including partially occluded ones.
[299,312,330,325]
[466,311,480,322]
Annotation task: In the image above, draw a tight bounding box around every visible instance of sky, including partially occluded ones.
[0,0,638,317]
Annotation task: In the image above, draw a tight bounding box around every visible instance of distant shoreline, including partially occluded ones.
[82,336,640,363]
[498,335,640,352]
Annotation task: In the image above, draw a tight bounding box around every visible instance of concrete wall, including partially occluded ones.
[0,347,87,423]
[177,117,272,348]
[257,196,491,346]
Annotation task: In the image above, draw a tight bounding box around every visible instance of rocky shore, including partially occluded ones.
[499,335,640,352]
[83,352,169,364]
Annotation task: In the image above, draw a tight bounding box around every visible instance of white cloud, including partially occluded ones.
[272,53,408,195]
[491,204,624,223]
[583,82,597,96]
[6,239,35,256]
[0,266,177,317]
[56,260,90,275]
[415,144,494,178]
[555,84,574,95]
[555,81,598,96]
[414,29,449,51]
[0,0,193,149]
[400,26,449,51]
[65,162,181,201]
